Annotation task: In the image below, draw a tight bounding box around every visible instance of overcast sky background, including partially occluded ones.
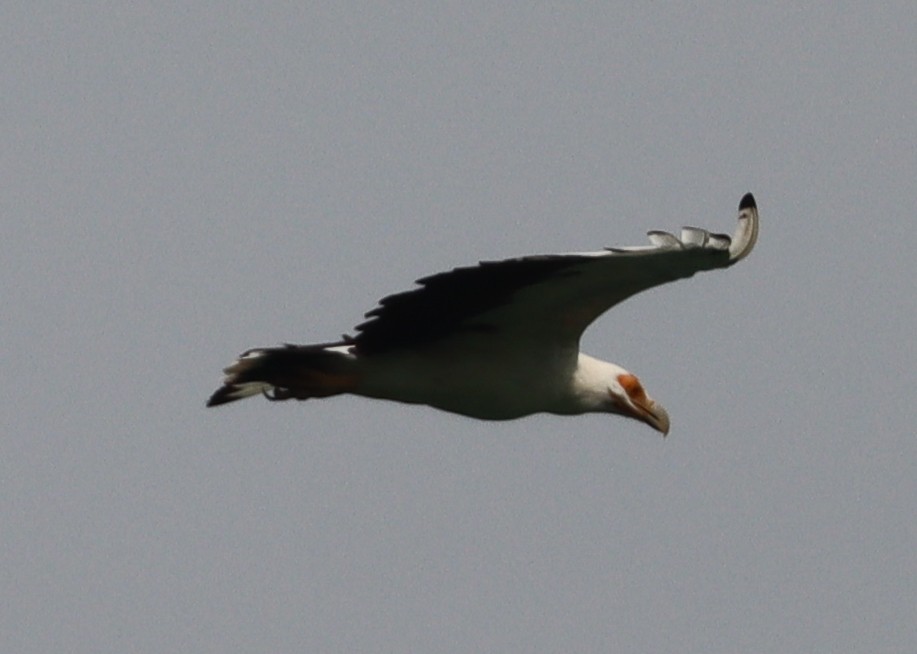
[3,3,915,652]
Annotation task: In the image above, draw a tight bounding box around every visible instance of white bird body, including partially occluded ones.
[208,194,758,435]
[356,340,582,420]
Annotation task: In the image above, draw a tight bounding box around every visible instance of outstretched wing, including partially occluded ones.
[352,194,758,355]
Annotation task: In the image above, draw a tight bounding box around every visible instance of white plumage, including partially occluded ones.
[208,193,758,434]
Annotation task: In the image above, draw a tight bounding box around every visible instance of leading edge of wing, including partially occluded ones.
[352,193,758,354]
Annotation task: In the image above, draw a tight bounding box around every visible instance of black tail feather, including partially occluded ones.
[206,344,354,407]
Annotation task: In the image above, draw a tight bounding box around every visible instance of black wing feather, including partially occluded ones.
[352,255,587,354]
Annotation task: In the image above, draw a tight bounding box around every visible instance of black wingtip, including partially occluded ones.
[739,192,756,211]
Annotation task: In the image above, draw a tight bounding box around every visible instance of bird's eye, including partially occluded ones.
[616,373,647,404]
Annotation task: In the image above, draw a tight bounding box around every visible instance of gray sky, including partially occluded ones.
[3,3,915,652]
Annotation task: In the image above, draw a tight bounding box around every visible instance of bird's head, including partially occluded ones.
[606,371,670,436]
[575,355,669,435]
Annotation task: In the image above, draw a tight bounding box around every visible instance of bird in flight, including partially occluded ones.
[208,194,758,434]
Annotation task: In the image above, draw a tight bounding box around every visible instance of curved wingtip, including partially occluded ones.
[739,192,756,211]
[729,192,758,263]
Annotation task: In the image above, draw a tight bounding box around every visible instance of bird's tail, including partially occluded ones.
[206,344,359,407]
